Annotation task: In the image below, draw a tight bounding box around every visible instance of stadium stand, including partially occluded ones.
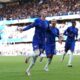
[0,0,80,20]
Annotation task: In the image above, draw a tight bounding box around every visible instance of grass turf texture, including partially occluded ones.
[0,56,80,80]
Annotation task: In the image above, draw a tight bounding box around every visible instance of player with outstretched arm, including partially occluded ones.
[18,15,49,76]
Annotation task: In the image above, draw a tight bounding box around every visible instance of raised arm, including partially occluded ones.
[22,23,35,31]
[18,19,38,32]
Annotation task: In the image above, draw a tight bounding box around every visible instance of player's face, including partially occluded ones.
[72,22,76,27]
[51,21,56,27]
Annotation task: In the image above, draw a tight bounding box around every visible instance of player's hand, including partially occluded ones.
[17,28,23,32]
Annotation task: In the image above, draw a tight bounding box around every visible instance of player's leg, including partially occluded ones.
[26,49,40,76]
[44,45,55,71]
[39,49,45,63]
[25,52,36,63]
[39,44,45,63]
[61,43,69,62]
[25,57,30,63]
[67,51,73,67]
[44,55,53,71]
[68,43,75,67]
[40,57,43,63]
[61,52,67,62]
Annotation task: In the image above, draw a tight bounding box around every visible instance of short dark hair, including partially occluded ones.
[72,21,76,24]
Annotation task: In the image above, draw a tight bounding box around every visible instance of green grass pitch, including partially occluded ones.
[0,55,80,80]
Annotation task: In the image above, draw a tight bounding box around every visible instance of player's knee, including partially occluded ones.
[32,61,35,65]
[47,54,53,59]
[65,49,68,53]
[34,49,40,56]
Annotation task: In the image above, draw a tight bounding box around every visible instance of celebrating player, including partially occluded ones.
[61,21,78,67]
[18,15,49,76]
[44,20,61,71]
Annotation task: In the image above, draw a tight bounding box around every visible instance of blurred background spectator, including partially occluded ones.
[0,0,80,20]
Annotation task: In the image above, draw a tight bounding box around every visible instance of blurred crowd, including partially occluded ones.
[0,0,80,20]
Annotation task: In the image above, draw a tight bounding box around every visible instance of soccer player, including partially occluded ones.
[18,15,49,76]
[44,20,61,71]
[61,21,78,67]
